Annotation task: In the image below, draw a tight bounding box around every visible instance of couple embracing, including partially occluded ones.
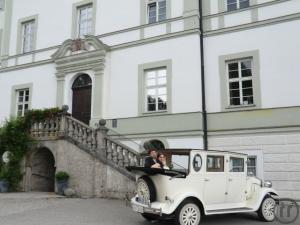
[144,149,169,170]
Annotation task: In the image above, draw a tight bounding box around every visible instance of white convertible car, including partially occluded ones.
[127,149,279,225]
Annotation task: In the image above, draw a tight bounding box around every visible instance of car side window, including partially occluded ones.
[206,155,224,172]
[230,157,244,172]
[193,154,202,172]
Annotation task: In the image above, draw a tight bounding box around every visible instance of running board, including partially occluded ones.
[206,207,254,215]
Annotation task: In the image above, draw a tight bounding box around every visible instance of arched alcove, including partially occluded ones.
[30,148,56,192]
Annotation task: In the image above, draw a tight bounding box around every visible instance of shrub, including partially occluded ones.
[55,171,70,181]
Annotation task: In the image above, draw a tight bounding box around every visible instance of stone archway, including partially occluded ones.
[144,139,166,151]
[30,148,56,192]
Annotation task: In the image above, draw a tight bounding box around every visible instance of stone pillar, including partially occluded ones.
[95,119,108,158]
[90,67,104,126]
[59,105,69,137]
[56,75,65,108]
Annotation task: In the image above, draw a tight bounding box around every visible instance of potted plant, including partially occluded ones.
[55,171,69,195]
[0,168,9,193]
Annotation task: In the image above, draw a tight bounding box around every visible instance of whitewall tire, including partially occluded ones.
[257,197,276,222]
[176,201,201,225]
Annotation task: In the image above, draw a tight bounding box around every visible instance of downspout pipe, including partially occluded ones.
[199,0,208,150]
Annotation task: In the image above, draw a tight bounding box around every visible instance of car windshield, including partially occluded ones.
[168,153,189,174]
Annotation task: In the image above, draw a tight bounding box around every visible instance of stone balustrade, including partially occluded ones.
[30,112,142,169]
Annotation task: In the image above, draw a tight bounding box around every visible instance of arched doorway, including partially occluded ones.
[72,74,92,125]
[144,139,166,151]
[31,148,55,192]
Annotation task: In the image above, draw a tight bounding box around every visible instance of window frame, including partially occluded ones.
[16,15,38,54]
[138,59,172,116]
[77,3,93,38]
[144,67,168,113]
[206,155,225,172]
[21,20,35,53]
[247,156,257,176]
[16,89,30,117]
[219,50,261,111]
[10,83,33,117]
[226,58,254,107]
[229,157,245,173]
[227,0,250,11]
[147,0,167,24]
[71,0,96,39]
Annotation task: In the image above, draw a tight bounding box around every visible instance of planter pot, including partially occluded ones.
[56,179,68,195]
[0,180,9,193]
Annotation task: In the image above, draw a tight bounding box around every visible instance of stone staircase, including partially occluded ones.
[30,112,143,180]
[28,110,143,197]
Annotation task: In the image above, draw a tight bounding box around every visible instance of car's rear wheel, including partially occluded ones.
[175,200,201,225]
[257,196,276,222]
[136,176,156,203]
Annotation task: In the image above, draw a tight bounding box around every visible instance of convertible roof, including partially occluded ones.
[161,149,248,156]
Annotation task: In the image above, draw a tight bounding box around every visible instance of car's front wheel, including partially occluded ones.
[257,196,276,222]
[175,200,201,225]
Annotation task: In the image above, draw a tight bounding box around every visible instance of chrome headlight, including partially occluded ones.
[263,181,272,188]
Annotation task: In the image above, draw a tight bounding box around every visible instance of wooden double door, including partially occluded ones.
[72,75,92,125]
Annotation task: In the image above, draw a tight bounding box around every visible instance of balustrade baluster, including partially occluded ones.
[55,117,60,136]
[86,130,92,149]
[117,147,124,167]
[106,140,113,160]
[82,127,87,146]
[91,131,97,151]
[112,144,118,163]
[73,122,78,140]
[123,149,130,167]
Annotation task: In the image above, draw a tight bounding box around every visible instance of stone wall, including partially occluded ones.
[22,139,135,198]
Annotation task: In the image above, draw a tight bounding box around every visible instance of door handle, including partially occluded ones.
[205,178,210,182]
[228,178,233,182]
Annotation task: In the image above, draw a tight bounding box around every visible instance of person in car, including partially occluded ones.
[144,149,161,168]
[157,152,170,170]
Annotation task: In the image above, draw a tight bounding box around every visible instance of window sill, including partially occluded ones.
[225,104,257,111]
[142,110,169,116]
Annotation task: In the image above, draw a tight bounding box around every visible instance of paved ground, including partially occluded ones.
[0,193,299,225]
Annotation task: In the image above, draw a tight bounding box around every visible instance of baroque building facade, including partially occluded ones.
[0,0,300,198]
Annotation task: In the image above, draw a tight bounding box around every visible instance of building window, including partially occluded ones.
[227,59,253,106]
[22,20,35,53]
[147,0,166,23]
[77,4,93,38]
[247,156,257,176]
[145,68,167,112]
[227,0,249,11]
[16,89,30,117]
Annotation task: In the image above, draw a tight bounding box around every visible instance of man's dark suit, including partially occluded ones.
[144,156,157,168]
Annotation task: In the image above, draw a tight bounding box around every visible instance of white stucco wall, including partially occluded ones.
[205,19,300,112]
[107,34,202,118]
[0,64,57,122]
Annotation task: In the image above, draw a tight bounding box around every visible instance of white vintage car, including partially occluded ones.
[127,149,279,225]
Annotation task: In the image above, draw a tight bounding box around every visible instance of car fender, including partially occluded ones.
[164,192,205,215]
[252,187,279,211]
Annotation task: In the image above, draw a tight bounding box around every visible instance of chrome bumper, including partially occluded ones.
[131,197,162,216]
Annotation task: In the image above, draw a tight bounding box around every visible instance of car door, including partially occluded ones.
[226,155,247,204]
[203,154,227,206]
